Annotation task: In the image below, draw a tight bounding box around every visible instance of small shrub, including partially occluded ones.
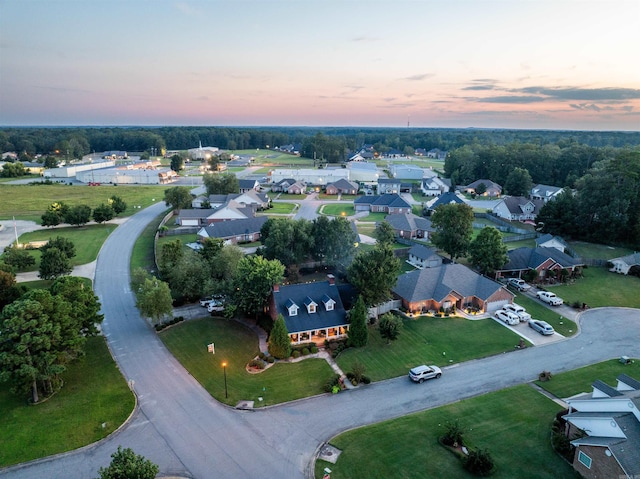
[361,375,371,384]
[463,448,494,476]
[571,300,582,309]
[310,346,318,354]
[301,347,310,355]
[442,420,465,447]
[266,356,275,363]
[323,374,341,393]
[258,352,266,360]
[291,350,301,359]
[248,359,265,369]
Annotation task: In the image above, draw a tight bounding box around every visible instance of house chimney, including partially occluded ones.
[327,274,335,286]
[273,283,280,293]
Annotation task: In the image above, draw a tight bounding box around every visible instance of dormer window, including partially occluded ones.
[322,294,335,311]
[304,296,317,314]
[285,298,299,316]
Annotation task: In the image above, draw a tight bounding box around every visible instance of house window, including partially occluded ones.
[308,304,316,313]
[577,451,592,469]
[288,306,298,316]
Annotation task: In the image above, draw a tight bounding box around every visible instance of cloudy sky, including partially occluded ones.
[1,0,639,130]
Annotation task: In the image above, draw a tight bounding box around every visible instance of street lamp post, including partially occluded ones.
[222,362,228,398]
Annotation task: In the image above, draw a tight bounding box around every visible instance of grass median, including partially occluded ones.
[0,336,134,468]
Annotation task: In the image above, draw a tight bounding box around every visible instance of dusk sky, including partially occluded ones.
[1,0,639,130]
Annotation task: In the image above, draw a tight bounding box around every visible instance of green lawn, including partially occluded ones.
[131,209,167,272]
[553,266,640,308]
[157,233,199,254]
[11,224,116,269]
[279,193,307,200]
[335,316,525,381]
[0,184,167,222]
[355,223,376,236]
[160,318,336,406]
[360,212,387,222]
[321,204,355,217]
[253,167,273,175]
[535,358,640,399]
[0,337,134,467]
[317,385,574,479]
[568,241,632,260]
[261,202,297,214]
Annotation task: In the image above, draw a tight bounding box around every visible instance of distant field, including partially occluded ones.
[0,184,167,222]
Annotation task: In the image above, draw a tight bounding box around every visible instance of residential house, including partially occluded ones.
[238,179,260,193]
[270,178,298,193]
[393,263,514,314]
[414,148,427,156]
[193,190,270,210]
[407,245,443,269]
[276,144,301,155]
[610,252,640,275]
[530,184,563,203]
[384,213,434,240]
[382,148,405,158]
[463,179,502,197]
[325,178,359,195]
[268,274,349,344]
[346,161,379,183]
[562,374,640,479]
[102,150,128,160]
[176,208,218,227]
[354,194,411,214]
[496,246,584,281]
[492,196,545,222]
[377,178,402,195]
[348,150,375,162]
[424,191,465,213]
[197,216,268,245]
[421,176,450,197]
[286,181,306,195]
[426,148,447,160]
[536,234,569,253]
[390,164,424,180]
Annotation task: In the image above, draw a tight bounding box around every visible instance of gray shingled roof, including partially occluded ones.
[618,374,640,390]
[179,208,217,220]
[429,191,465,209]
[238,179,258,189]
[384,213,433,233]
[501,196,545,215]
[327,178,358,190]
[392,263,507,303]
[501,246,583,271]
[273,281,347,334]
[408,244,439,261]
[593,379,624,397]
[200,216,267,239]
[372,194,410,208]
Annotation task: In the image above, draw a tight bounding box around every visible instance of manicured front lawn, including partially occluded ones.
[317,385,574,479]
[360,212,387,222]
[160,318,336,406]
[262,202,297,214]
[568,241,632,260]
[321,204,355,217]
[335,316,525,381]
[13,224,116,269]
[0,336,134,467]
[553,266,640,308]
[535,358,640,399]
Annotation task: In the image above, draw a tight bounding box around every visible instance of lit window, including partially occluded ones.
[578,451,592,469]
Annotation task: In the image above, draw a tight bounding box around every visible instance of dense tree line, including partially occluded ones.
[2,126,639,163]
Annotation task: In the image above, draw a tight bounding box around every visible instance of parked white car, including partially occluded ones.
[507,278,530,291]
[503,303,532,322]
[409,365,442,383]
[536,291,564,306]
[207,300,224,313]
[495,309,520,325]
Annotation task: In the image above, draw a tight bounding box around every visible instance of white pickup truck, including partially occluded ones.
[536,291,564,306]
[503,303,531,322]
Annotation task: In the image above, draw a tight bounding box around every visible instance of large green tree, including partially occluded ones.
[311,216,357,267]
[347,295,368,347]
[504,167,533,196]
[1,244,36,271]
[92,203,115,224]
[0,299,63,403]
[108,195,127,215]
[0,269,26,311]
[268,314,292,359]
[163,186,193,211]
[50,276,103,337]
[260,218,313,269]
[375,220,396,246]
[347,243,400,307]
[38,247,73,280]
[232,255,284,318]
[170,154,185,172]
[63,204,92,227]
[158,239,184,278]
[41,236,76,260]
[135,276,174,325]
[468,226,509,276]
[203,172,239,195]
[430,203,474,261]
[167,252,214,301]
[95,446,159,479]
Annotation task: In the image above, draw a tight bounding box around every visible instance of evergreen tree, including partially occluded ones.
[39,247,73,280]
[268,315,291,359]
[347,295,368,347]
[375,220,396,246]
[95,446,159,479]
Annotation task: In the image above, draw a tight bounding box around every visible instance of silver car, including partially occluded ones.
[529,319,555,335]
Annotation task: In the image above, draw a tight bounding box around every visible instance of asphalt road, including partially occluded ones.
[2,203,640,479]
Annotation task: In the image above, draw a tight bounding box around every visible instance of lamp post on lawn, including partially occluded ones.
[222,362,228,399]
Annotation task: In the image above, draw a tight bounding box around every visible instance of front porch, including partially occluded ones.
[289,325,349,345]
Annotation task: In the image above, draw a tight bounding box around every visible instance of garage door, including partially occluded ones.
[486,299,510,312]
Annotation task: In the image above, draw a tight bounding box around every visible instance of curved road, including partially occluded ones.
[2,203,640,479]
